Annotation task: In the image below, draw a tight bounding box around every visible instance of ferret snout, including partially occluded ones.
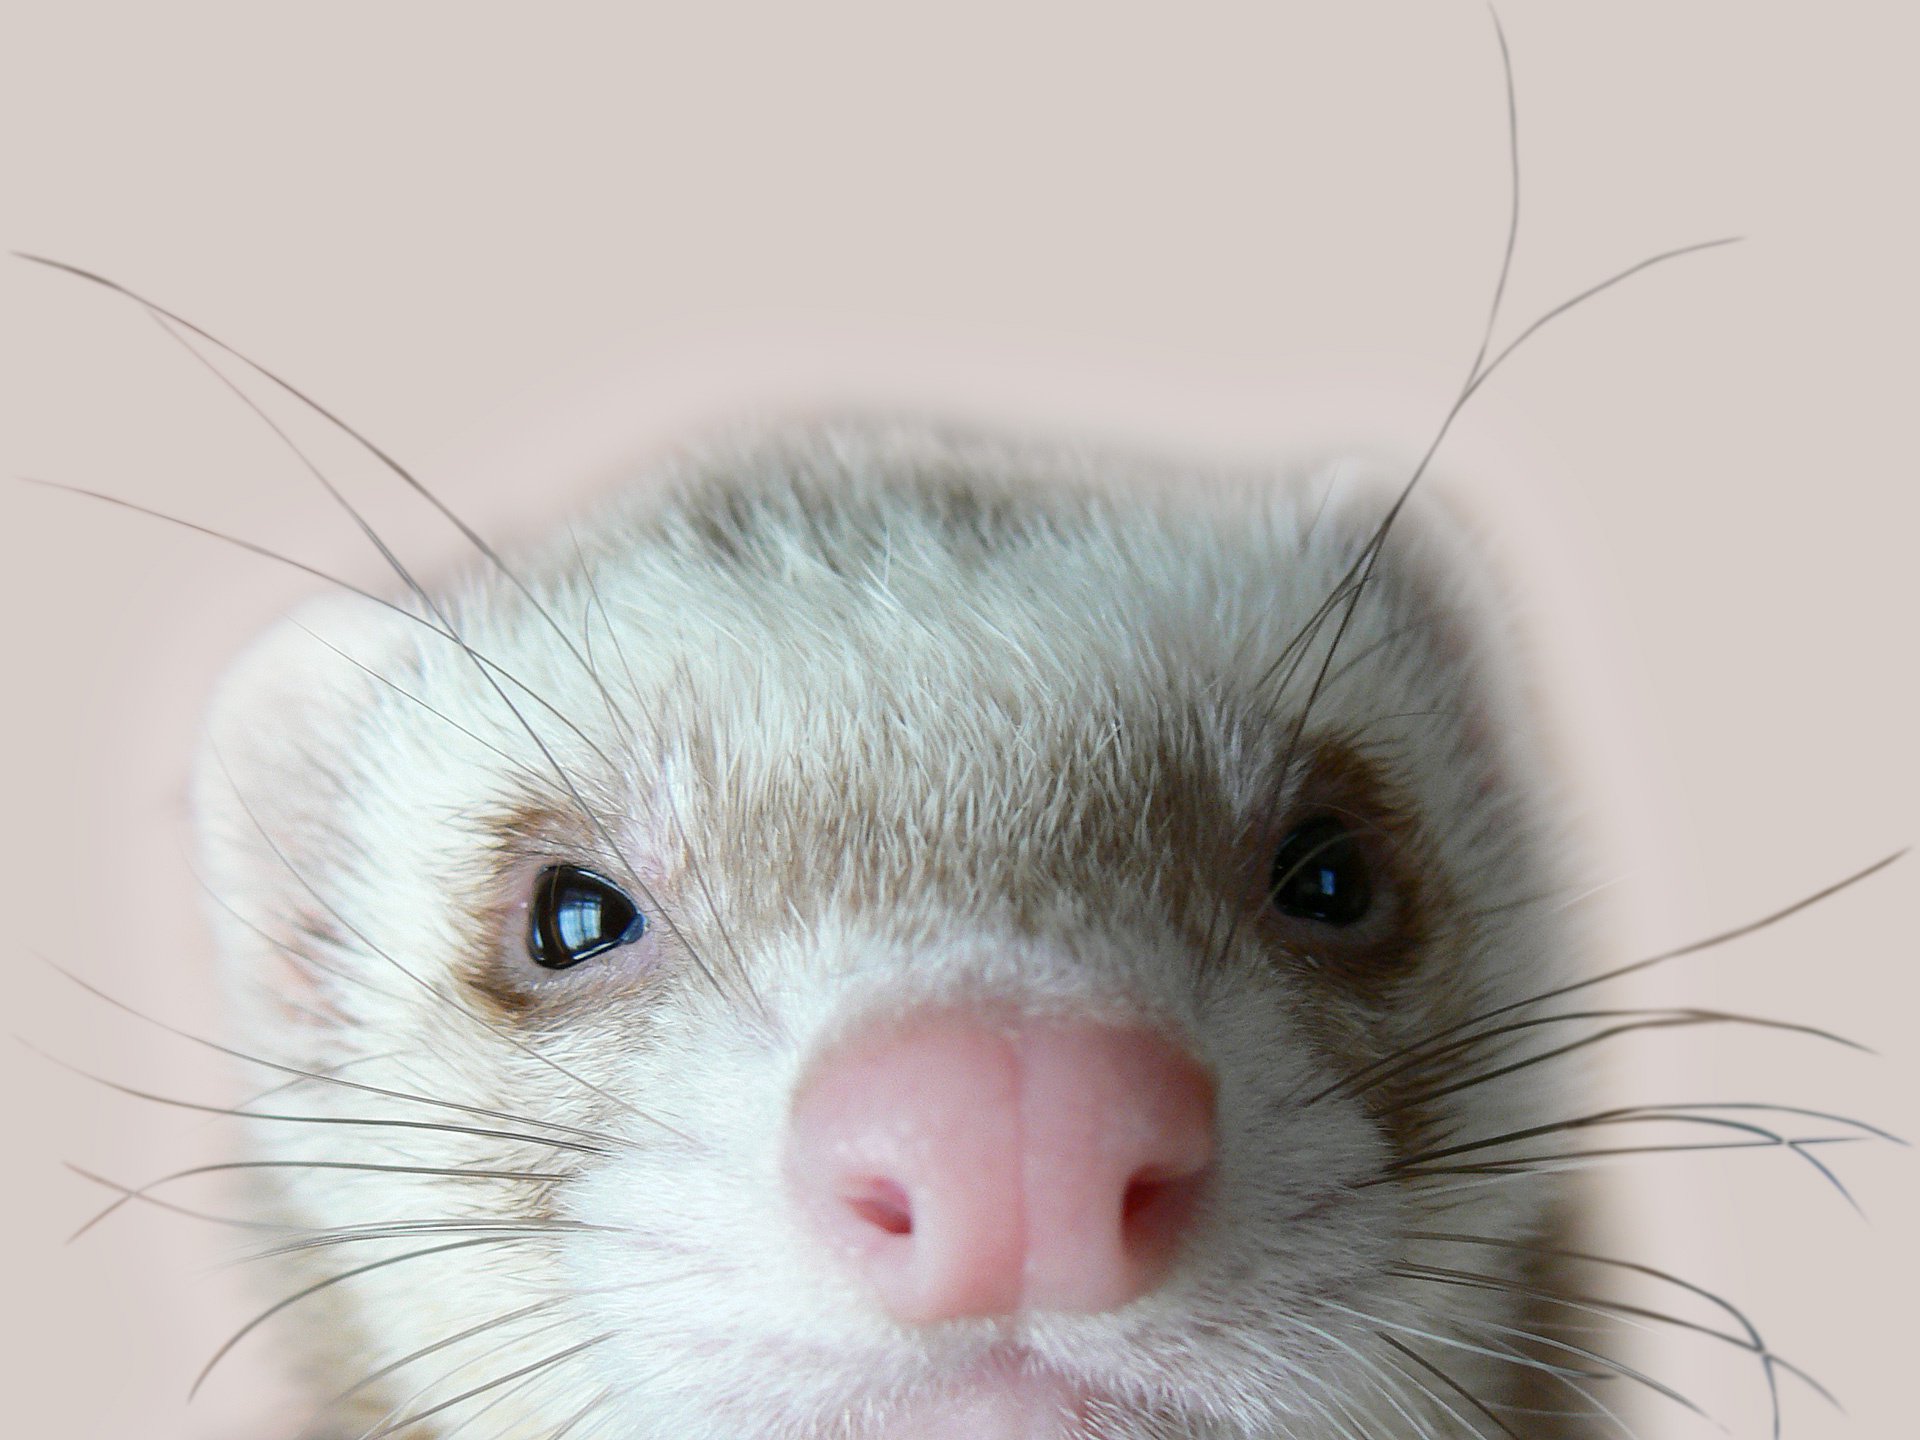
[784,1009,1217,1325]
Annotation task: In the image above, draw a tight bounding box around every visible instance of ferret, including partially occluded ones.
[27,307,1897,1439]
[178,416,1614,1440]
[24,253,1893,1440]
[16,19,1904,1440]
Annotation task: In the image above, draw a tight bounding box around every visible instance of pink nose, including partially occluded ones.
[785,1010,1216,1324]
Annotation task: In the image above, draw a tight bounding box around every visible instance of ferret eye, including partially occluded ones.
[528,865,646,970]
[1270,816,1373,925]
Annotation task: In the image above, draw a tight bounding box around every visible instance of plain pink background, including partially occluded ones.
[3,3,1913,1437]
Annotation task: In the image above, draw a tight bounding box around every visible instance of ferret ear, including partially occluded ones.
[191,590,424,1020]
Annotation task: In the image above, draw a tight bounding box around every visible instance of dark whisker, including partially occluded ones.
[93,262,740,1016]
[153,321,733,1021]
[542,1388,614,1440]
[292,621,554,787]
[1309,851,1904,1109]
[39,952,627,1145]
[569,525,769,1031]
[1218,40,1746,989]
[310,1298,564,1432]
[1371,1008,1870,1118]
[1385,1102,1889,1198]
[1326,1299,1604,1387]
[1408,1228,1837,1434]
[1391,1132,1868,1179]
[64,1163,278,1232]
[27,251,771,1029]
[242,1219,593,1265]
[1378,1334,1523,1440]
[14,252,635,738]
[359,1331,615,1440]
[20,1039,607,1154]
[69,1159,570,1243]
[17,475,654,803]
[192,1235,518,1398]
[1425,1308,1712,1426]
[1390,1259,1822,1398]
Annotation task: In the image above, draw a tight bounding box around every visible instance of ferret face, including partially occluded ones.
[195,423,1574,1440]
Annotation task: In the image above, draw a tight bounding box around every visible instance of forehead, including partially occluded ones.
[465,444,1422,755]
[427,441,1457,923]
[514,439,1402,711]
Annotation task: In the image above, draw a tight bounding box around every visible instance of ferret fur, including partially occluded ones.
[195,419,1591,1440]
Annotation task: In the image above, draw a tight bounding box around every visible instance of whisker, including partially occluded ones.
[292,621,554,787]
[192,1235,518,1398]
[1408,1229,1837,1434]
[1281,1312,1461,1439]
[14,252,636,737]
[1405,1305,1715,1429]
[24,1036,606,1147]
[310,1298,564,1433]
[46,262,778,1039]
[1218,68,1746,987]
[1396,1265,1711,1350]
[539,1386,614,1440]
[1464,1332,1643,1440]
[38,952,624,1145]
[245,1218,602,1261]
[343,1307,585,1440]
[145,316,743,1026]
[1366,1007,1869,1119]
[1313,852,1904,1109]
[1391,1132,1868,1180]
[227,1052,399,1114]
[64,1163,279,1232]
[16,474,660,791]
[1377,1333,1523,1440]
[69,1159,569,1243]
[1321,1299,1600,1387]
[359,1331,616,1440]
[24,476,734,1034]
[1385,1103,1890,1210]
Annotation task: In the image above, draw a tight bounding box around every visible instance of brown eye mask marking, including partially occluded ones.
[1262,742,1442,1000]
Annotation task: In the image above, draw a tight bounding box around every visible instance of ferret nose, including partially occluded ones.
[784,1010,1215,1324]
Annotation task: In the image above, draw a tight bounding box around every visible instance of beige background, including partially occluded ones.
[2,2,1913,1437]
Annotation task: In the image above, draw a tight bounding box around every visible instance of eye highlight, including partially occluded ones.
[1269,816,1373,926]
[528,864,647,970]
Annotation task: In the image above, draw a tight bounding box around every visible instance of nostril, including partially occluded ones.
[1119,1162,1206,1256]
[1121,1169,1167,1225]
[844,1177,914,1237]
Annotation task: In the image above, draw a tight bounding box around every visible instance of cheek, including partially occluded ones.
[555,1034,827,1352]
[1201,981,1403,1217]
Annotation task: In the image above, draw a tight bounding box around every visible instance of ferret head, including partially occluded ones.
[194,421,1576,1440]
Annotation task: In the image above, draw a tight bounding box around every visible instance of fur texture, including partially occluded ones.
[195,419,1587,1439]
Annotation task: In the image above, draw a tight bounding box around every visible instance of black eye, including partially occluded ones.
[528,865,646,970]
[1270,816,1373,925]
